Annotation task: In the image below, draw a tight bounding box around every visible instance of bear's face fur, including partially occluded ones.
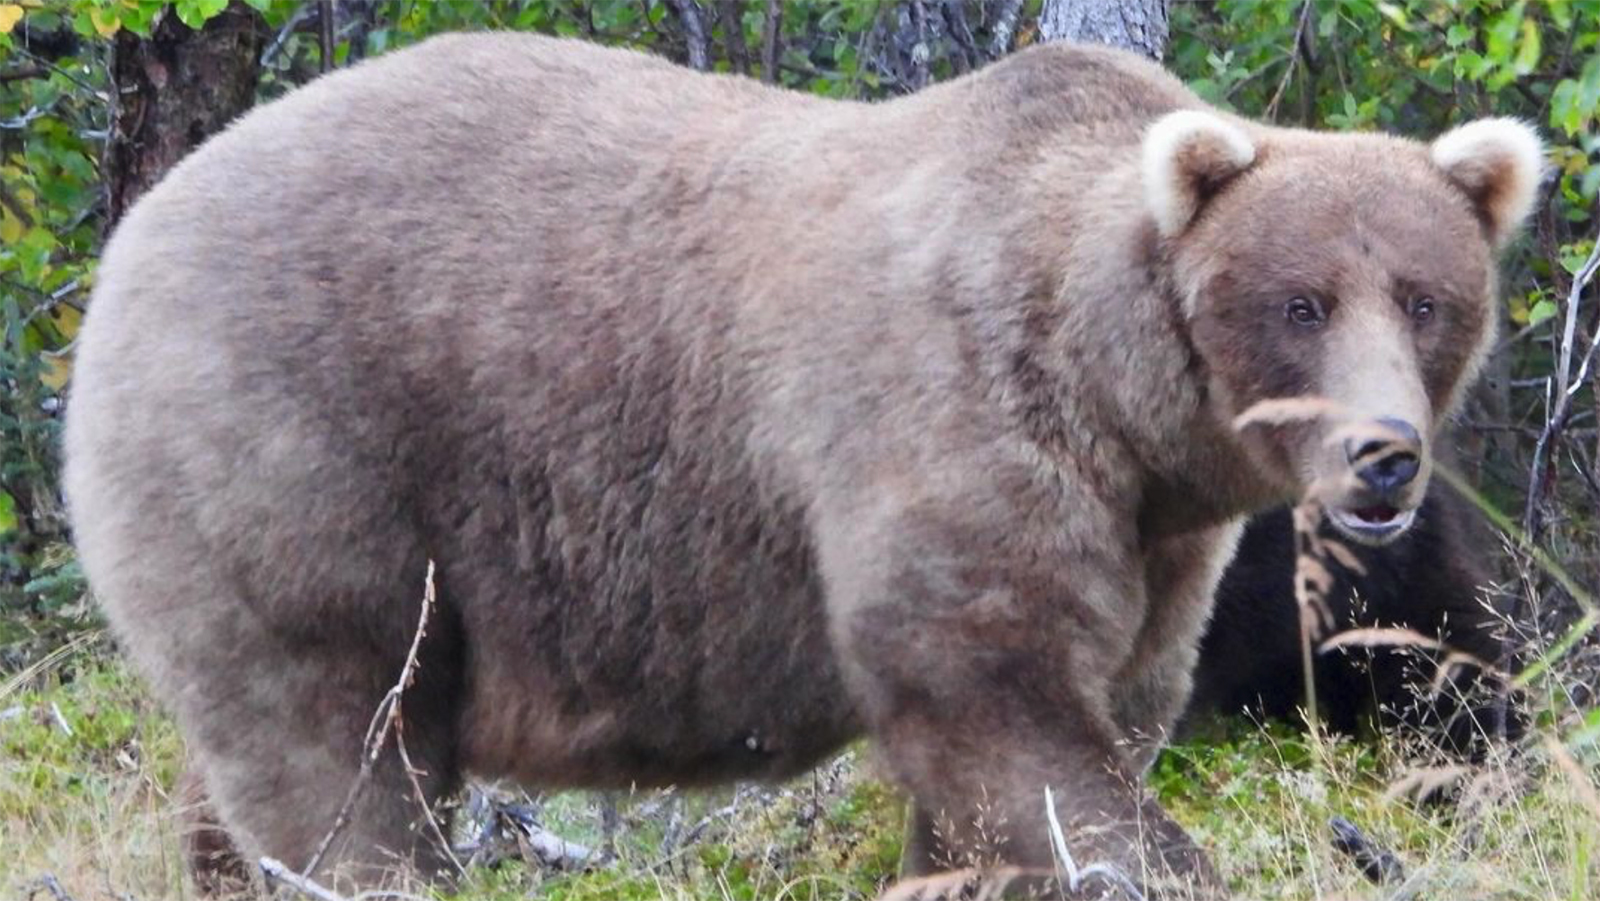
[1144,113,1543,545]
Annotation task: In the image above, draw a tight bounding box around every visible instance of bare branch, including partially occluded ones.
[0,65,47,83]
[260,857,348,901]
[1524,233,1600,537]
[302,561,458,878]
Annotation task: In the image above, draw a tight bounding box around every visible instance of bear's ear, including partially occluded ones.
[1142,110,1257,239]
[1430,118,1546,248]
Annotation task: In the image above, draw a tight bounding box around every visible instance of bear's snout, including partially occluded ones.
[1345,417,1422,495]
[1324,416,1429,546]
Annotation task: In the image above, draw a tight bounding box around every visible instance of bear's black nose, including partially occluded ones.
[1345,417,1421,495]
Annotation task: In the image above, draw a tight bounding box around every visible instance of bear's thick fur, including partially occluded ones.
[1190,483,1516,752]
[64,33,1543,897]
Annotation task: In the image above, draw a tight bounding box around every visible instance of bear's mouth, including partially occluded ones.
[1326,503,1416,545]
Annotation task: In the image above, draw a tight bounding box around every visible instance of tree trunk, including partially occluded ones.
[105,2,265,227]
[1037,0,1170,60]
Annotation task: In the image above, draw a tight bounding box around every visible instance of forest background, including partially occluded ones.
[3,1,1600,899]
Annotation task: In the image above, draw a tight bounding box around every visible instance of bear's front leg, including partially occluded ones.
[1112,521,1247,771]
[817,482,1225,898]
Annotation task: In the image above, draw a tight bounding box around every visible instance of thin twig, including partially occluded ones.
[1264,0,1312,121]
[395,721,465,876]
[261,3,314,68]
[302,561,448,878]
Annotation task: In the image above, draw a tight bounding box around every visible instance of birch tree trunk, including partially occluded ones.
[1038,0,1170,60]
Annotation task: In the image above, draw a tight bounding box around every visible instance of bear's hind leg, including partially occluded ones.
[181,627,466,890]
[178,766,250,896]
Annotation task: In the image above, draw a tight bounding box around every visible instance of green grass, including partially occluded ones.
[3,646,1599,900]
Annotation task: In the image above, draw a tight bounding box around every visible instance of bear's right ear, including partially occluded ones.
[1142,110,1257,239]
[1430,118,1546,248]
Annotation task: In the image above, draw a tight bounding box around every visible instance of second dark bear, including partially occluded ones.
[1190,485,1517,751]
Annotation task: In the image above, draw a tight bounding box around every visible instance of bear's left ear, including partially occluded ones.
[1430,118,1547,248]
[1142,110,1257,239]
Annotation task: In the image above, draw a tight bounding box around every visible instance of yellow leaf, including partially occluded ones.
[1,208,22,245]
[91,6,119,36]
[0,5,25,35]
[40,355,71,391]
[50,303,82,342]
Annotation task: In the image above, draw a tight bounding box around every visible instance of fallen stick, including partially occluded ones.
[1329,816,1405,885]
[260,857,348,901]
[27,874,78,901]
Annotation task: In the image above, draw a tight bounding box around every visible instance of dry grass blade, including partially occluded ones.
[1544,737,1600,825]
[1382,765,1474,804]
[1318,628,1506,680]
[1321,538,1368,578]
[1317,626,1450,656]
[0,630,101,702]
[1232,396,1356,430]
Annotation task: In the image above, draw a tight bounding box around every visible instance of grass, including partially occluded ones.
[3,641,1600,900]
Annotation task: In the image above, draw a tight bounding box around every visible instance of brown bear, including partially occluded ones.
[63,33,1543,898]
[1190,482,1518,754]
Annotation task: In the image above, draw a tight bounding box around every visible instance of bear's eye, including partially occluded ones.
[1284,296,1325,328]
[1409,296,1435,324]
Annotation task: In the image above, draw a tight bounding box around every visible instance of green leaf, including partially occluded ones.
[1528,298,1559,326]
[1484,4,1524,66]
[1549,0,1575,31]
[1514,19,1541,76]
[1582,165,1600,200]
[1550,79,1581,135]
[174,0,229,30]
[1560,242,1594,274]
[1445,23,1473,48]
[0,489,16,536]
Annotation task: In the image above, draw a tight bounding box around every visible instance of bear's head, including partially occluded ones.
[1143,110,1544,545]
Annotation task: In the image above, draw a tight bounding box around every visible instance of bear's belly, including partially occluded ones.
[456,576,863,788]
[446,477,862,789]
